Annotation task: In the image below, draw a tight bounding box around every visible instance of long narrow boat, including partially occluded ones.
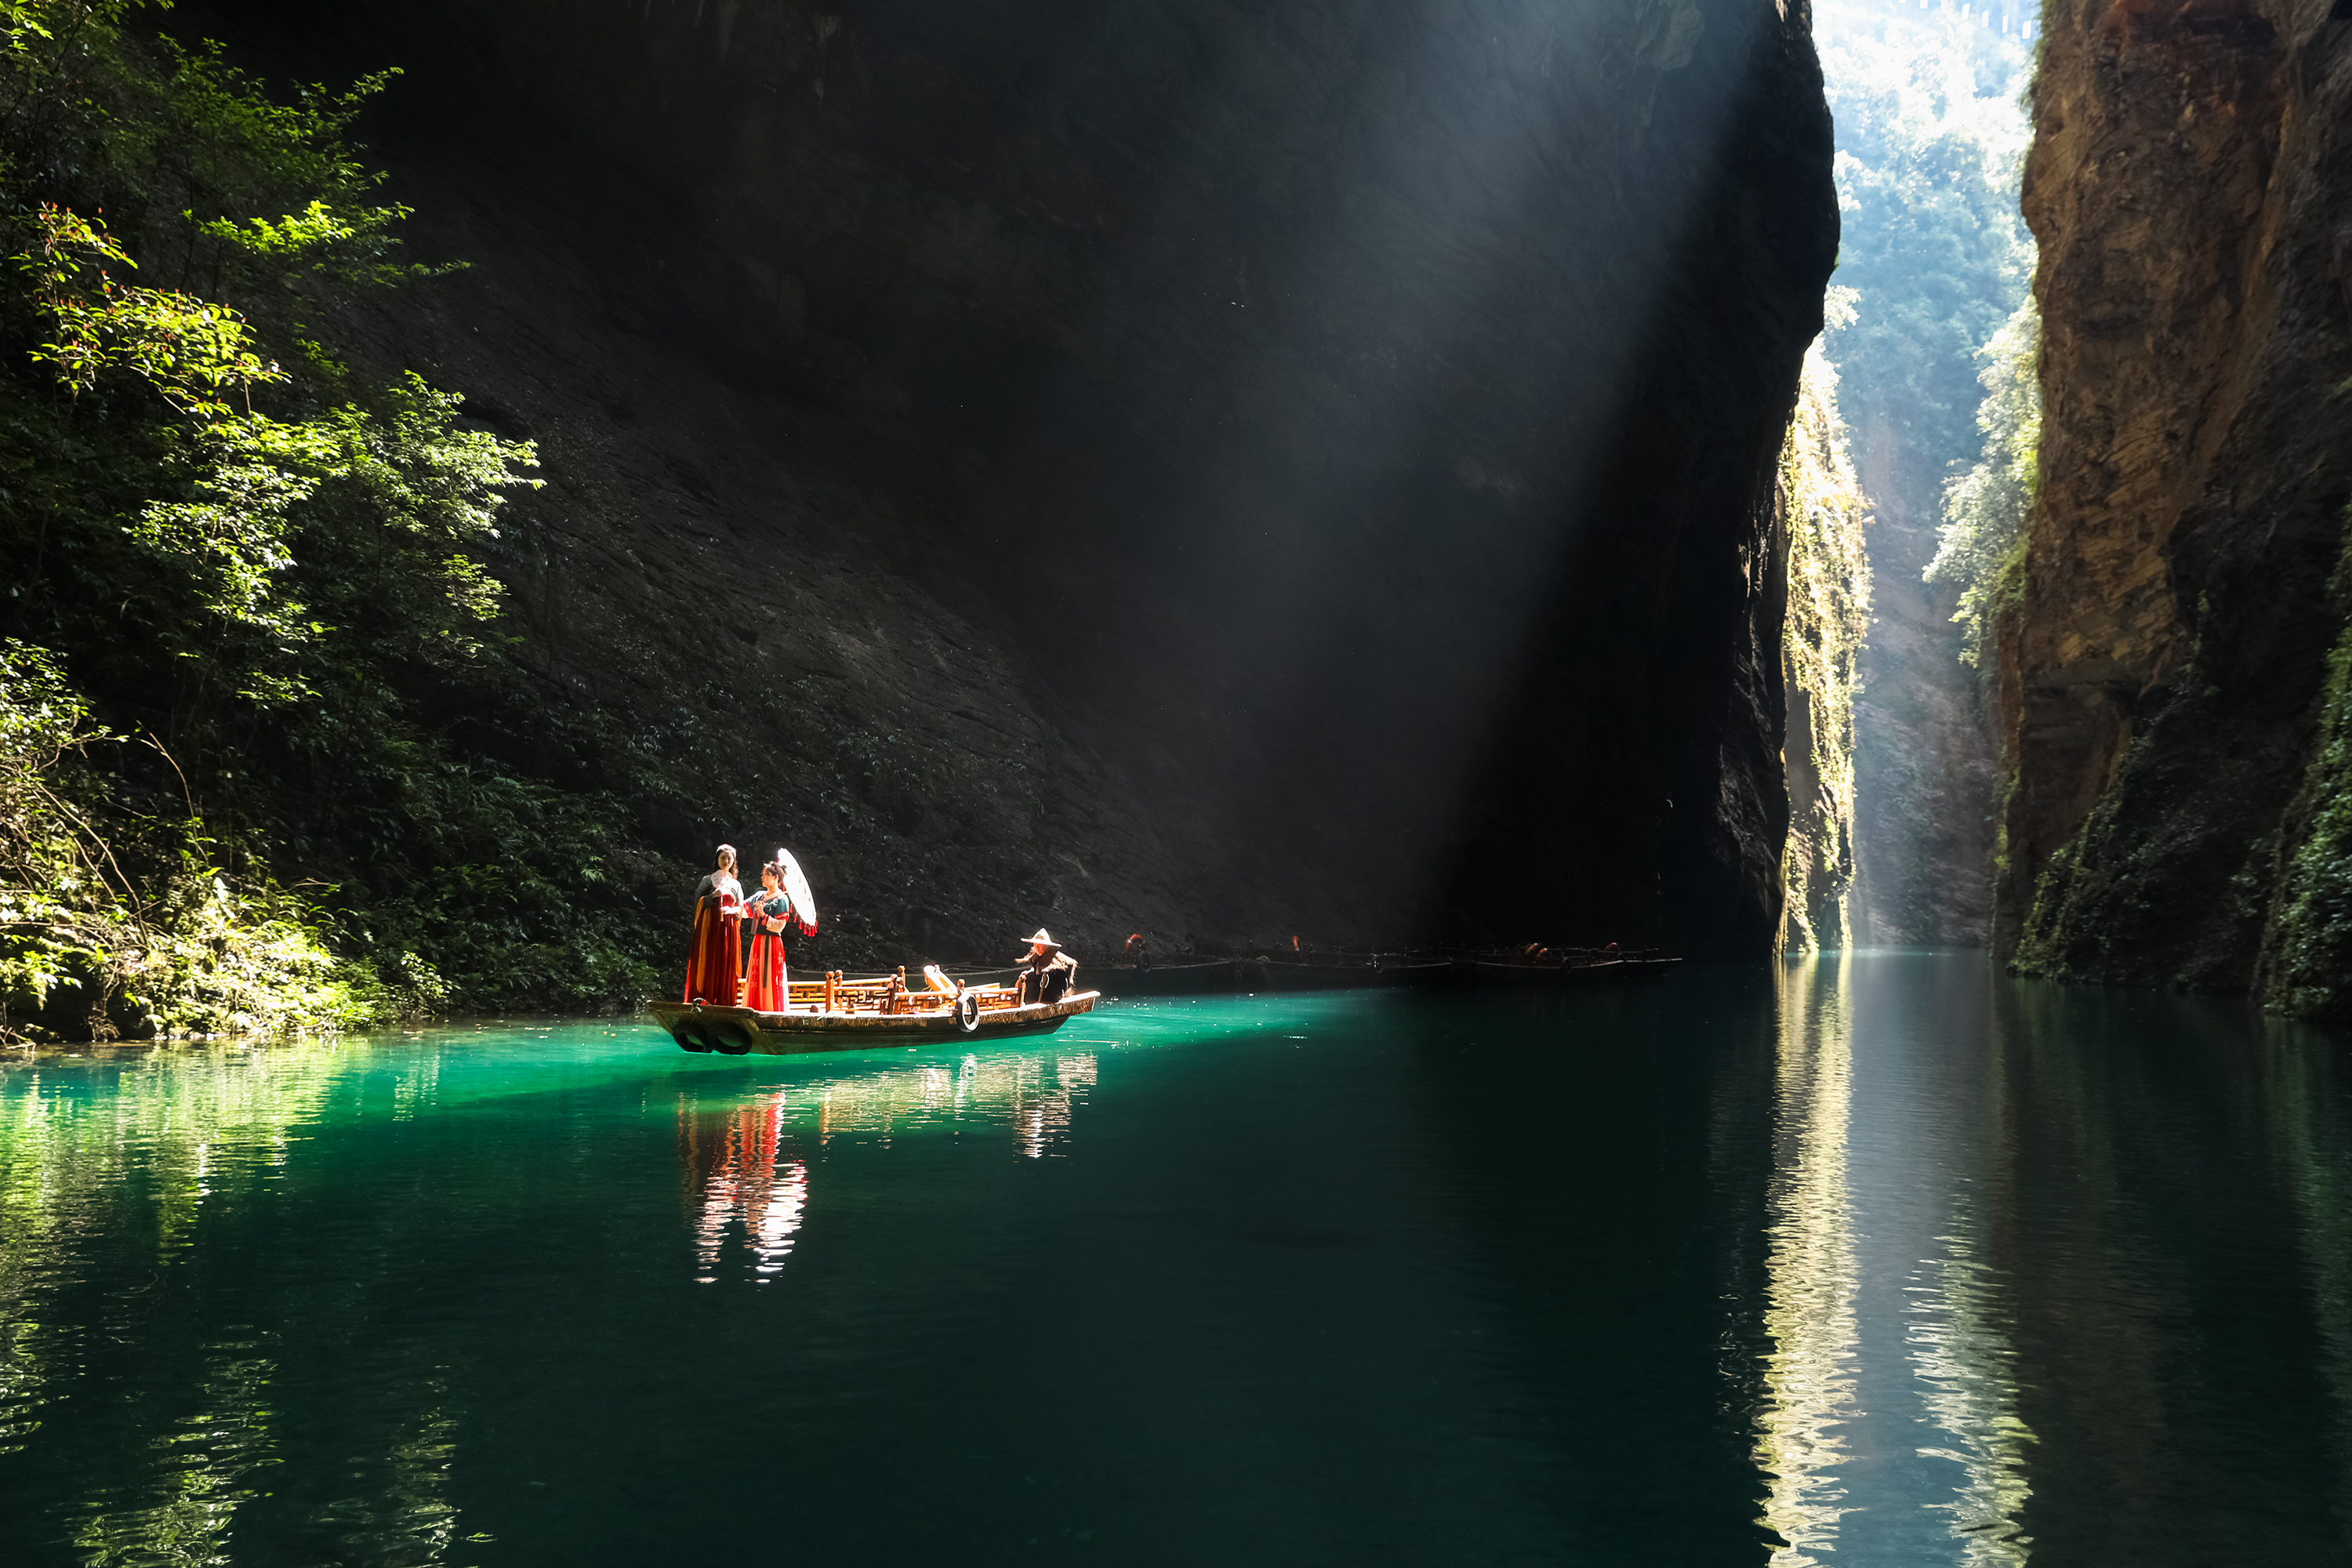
[648,967,1100,1055]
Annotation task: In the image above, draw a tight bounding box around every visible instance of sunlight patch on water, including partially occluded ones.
[1910,1227,2034,1564]
[1757,952,1862,1563]
[1756,954,2035,1566]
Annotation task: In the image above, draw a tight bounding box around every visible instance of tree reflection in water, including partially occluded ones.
[0,1037,461,1567]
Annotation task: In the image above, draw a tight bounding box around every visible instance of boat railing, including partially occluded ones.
[771,967,1054,1018]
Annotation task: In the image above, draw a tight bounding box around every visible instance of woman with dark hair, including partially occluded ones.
[682,844,745,1004]
[742,857,795,1011]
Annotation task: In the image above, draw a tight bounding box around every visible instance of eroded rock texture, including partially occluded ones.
[2004,0,2352,993]
[209,0,1835,960]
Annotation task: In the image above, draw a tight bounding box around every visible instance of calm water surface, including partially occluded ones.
[4,953,2352,1565]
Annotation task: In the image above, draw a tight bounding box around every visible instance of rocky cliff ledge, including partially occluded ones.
[2003,0,2352,1001]
[211,0,1835,961]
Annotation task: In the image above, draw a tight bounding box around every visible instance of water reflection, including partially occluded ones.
[73,1345,282,1568]
[0,1037,470,1566]
[16,983,2352,1562]
[1756,952,1861,1562]
[683,1094,810,1283]
[2263,1016,2352,1551]
[1755,954,2034,1566]
[675,1051,1101,1283]
[1910,1230,2032,1565]
[792,1051,1098,1160]
[0,1040,350,1479]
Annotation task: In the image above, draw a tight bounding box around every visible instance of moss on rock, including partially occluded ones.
[2257,510,2352,1019]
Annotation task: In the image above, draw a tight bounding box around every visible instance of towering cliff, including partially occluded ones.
[2004,0,2352,1005]
[162,0,1837,969]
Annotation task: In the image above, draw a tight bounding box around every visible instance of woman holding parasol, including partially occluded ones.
[743,848,819,1011]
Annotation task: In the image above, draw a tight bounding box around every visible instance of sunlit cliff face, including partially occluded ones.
[209,0,1836,956]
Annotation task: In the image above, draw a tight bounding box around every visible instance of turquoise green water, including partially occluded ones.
[4,953,2352,1565]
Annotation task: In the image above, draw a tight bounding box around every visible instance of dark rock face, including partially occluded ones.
[214,0,1835,959]
[2003,0,2352,989]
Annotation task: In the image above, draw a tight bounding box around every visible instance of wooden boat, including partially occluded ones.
[648,966,1100,1055]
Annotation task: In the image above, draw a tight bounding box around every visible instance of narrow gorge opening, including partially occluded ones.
[1782,0,2037,954]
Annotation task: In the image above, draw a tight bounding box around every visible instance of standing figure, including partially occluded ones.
[683,844,746,1004]
[742,858,796,1012]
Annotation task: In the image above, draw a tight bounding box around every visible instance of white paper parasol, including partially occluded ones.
[775,848,818,935]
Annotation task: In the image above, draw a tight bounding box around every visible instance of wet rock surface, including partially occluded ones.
[205,0,1835,960]
[2004,0,2352,990]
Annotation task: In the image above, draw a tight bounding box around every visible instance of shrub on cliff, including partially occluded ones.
[1927,298,2040,669]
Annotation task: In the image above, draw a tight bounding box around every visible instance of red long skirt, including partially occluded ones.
[745,930,789,1011]
[682,902,742,1004]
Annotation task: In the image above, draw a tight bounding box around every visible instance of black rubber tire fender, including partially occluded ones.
[955,991,981,1033]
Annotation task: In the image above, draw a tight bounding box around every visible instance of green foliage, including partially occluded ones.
[0,636,128,1025]
[1819,8,2034,481]
[134,374,532,702]
[1779,323,1874,953]
[1926,297,2040,668]
[18,202,286,416]
[0,638,392,1040]
[0,0,673,1035]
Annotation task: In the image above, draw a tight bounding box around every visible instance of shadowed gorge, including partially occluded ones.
[112,0,1838,987]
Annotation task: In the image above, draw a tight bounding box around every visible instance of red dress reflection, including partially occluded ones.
[681,1091,807,1283]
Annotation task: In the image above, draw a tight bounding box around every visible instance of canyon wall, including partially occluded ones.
[2005,0,2352,1004]
[206,0,1836,961]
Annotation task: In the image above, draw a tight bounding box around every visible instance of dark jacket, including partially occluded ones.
[1015,946,1079,1003]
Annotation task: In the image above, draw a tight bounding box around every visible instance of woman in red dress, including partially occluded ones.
[742,858,794,1012]
[682,844,745,1004]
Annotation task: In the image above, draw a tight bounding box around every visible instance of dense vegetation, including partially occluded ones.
[1813,2,2034,942]
[0,0,670,1041]
[1926,297,2039,670]
[1778,302,1874,952]
[1818,7,2034,499]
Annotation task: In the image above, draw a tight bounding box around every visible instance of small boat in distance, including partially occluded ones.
[648,966,1100,1055]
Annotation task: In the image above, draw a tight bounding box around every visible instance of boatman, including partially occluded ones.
[1014,927,1080,1005]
